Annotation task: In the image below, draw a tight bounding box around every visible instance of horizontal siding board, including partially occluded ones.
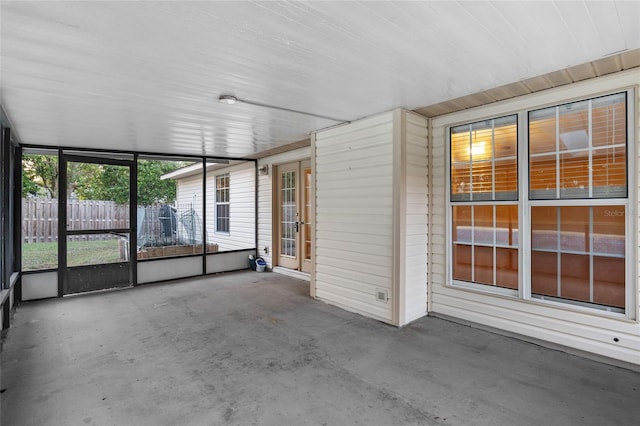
[315,112,395,323]
[402,111,429,325]
[315,289,392,322]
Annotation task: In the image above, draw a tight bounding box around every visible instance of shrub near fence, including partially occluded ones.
[22,198,130,243]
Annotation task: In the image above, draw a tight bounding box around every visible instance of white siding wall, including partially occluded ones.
[174,172,204,243]
[402,112,429,324]
[257,147,311,268]
[207,162,255,251]
[315,113,396,323]
[430,70,640,365]
[313,110,429,326]
[176,162,256,252]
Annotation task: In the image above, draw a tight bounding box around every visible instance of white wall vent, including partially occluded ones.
[376,289,389,303]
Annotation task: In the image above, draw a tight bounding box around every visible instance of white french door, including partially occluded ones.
[277,160,311,272]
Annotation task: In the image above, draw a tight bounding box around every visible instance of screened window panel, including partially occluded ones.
[496,247,518,289]
[592,93,626,148]
[531,205,625,308]
[593,257,625,308]
[592,206,625,256]
[560,206,589,253]
[451,204,518,289]
[451,164,472,200]
[529,92,627,200]
[529,155,557,199]
[452,205,472,244]
[495,205,518,246]
[215,174,230,233]
[473,246,493,285]
[473,205,493,245]
[559,151,589,198]
[531,251,557,297]
[592,147,626,197]
[531,206,558,251]
[452,244,472,282]
[529,108,557,155]
[216,204,230,233]
[494,159,518,199]
[450,115,517,201]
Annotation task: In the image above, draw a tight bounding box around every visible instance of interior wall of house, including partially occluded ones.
[430,69,640,366]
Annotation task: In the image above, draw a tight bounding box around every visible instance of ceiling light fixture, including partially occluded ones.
[218,95,238,105]
[218,94,349,123]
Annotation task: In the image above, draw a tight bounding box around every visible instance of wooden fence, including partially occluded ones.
[22,198,130,243]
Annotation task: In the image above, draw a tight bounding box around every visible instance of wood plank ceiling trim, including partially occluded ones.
[415,48,640,119]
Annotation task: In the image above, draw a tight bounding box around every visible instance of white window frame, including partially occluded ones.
[445,86,637,320]
[215,173,230,235]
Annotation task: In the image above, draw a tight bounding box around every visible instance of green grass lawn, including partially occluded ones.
[22,239,124,270]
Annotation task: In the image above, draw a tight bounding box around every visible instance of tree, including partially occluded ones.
[136,160,179,205]
[22,154,59,198]
[22,155,181,205]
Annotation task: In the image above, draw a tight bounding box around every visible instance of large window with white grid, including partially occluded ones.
[449,90,633,314]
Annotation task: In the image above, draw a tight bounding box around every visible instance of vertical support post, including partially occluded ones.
[58,150,67,297]
[13,144,23,302]
[130,154,138,286]
[254,159,259,260]
[201,158,207,275]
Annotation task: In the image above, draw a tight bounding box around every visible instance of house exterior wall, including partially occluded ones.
[207,162,255,252]
[430,69,640,366]
[175,161,256,252]
[313,110,429,326]
[401,111,429,324]
[257,146,311,269]
[315,112,396,323]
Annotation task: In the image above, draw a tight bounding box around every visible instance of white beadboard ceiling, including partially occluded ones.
[1,1,639,158]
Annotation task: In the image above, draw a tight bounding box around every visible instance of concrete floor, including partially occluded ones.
[1,271,639,426]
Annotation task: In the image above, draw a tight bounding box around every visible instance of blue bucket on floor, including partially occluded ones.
[255,257,266,272]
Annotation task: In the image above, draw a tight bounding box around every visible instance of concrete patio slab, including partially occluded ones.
[2,271,638,425]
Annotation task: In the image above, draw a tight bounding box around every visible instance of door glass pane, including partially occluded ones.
[303,168,311,261]
[281,171,296,257]
[67,233,129,267]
